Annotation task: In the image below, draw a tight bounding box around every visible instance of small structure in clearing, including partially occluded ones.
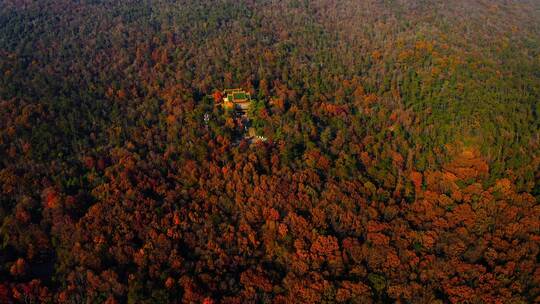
[215,88,266,146]
[220,88,252,116]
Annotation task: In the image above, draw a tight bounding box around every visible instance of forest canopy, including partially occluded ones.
[1,0,539,303]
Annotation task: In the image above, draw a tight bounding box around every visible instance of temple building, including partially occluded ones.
[221,88,251,115]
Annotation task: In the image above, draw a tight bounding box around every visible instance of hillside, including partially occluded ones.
[1,0,539,303]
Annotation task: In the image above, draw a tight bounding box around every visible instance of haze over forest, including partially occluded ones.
[1,0,539,303]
